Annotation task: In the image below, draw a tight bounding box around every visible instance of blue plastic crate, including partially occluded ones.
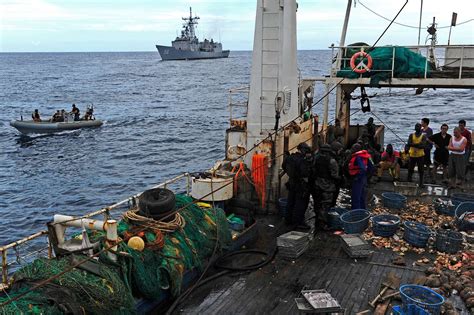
[399,285,444,315]
[403,221,431,248]
[455,202,474,231]
[382,192,407,209]
[392,304,429,315]
[433,197,456,216]
[451,193,474,206]
[372,214,400,237]
[435,229,463,254]
[340,209,370,234]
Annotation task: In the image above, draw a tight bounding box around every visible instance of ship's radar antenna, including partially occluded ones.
[182,7,200,39]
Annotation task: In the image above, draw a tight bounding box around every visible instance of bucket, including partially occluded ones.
[454,201,474,231]
[435,230,463,254]
[403,221,431,248]
[451,193,474,206]
[382,192,407,209]
[433,197,456,216]
[340,209,371,234]
[399,285,445,315]
[372,214,400,237]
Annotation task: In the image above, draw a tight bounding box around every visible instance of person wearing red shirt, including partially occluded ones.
[377,144,400,181]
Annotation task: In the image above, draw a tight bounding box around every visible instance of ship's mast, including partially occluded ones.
[182,7,200,39]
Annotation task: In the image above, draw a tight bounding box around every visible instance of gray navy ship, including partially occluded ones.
[156,7,230,61]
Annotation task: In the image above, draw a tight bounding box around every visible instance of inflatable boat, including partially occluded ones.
[10,119,103,135]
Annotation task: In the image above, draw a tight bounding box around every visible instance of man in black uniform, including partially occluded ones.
[282,142,312,230]
[312,144,340,231]
[330,141,344,207]
[71,104,80,121]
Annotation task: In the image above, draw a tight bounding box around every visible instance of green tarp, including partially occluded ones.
[336,45,431,86]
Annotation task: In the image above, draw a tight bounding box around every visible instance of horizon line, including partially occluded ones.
[0,49,331,54]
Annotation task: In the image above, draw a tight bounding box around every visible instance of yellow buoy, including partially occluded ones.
[128,236,145,251]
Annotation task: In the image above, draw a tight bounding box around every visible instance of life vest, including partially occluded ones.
[409,133,425,158]
[348,150,371,176]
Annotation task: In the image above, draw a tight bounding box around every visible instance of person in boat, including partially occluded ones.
[60,109,66,122]
[377,144,400,182]
[348,143,374,210]
[51,110,61,122]
[458,119,472,174]
[447,127,467,188]
[83,107,94,121]
[407,123,427,186]
[428,124,451,184]
[282,142,312,230]
[421,118,433,178]
[71,104,80,121]
[312,144,340,230]
[31,109,41,122]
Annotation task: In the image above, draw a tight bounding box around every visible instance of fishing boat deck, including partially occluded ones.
[175,216,427,314]
[174,168,473,314]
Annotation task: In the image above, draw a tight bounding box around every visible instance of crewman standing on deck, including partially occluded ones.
[448,127,467,188]
[407,123,427,187]
[312,144,340,230]
[421,118,433,180]
[330,141,345,207]
[348,143,374,210]
[282,142,312,231]
[458,120,472,175]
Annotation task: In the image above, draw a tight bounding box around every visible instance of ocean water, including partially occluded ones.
[0,51,473,246]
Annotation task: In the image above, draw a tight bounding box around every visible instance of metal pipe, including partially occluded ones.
[459,46,464,79]
[391,46,396,79]
[336,0,353,71]
[2,250,7,285]
[0,230,48,252]
[105,220,118,262]
[54,215,107,231]
[417,0,423,45]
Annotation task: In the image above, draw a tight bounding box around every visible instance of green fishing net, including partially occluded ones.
[1,194,231,313]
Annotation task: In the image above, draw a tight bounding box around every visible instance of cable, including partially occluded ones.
[370,110,407,145]
[358,0,474,29]
[214,248,276,271]
[166,248,276,314]
[369,0,409,50]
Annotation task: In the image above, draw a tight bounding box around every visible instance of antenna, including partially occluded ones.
[447,12,457,45]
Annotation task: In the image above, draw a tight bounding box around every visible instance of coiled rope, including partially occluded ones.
[122,209,185,233]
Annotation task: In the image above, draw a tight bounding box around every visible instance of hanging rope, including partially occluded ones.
[231,161,254,194]
[251,154,268,209]
[370,110,407,145]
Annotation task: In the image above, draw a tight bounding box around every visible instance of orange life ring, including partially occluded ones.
[350,51,373,74]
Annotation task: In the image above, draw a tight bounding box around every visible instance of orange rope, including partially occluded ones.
[251,154,268,209]
[231,161,254,194]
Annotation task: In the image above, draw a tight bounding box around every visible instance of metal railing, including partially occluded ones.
[330,44,474,80]
[228,86,249,124]
[0,172,193,288]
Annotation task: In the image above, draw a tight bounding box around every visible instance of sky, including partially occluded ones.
[0,0,473,52]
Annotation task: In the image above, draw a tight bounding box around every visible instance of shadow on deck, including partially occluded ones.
[176,216,427,314]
